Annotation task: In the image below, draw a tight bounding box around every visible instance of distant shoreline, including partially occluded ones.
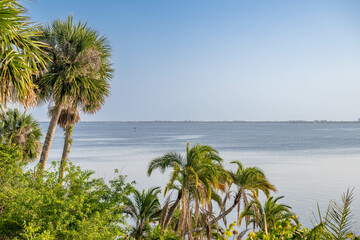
[39,120,360,124]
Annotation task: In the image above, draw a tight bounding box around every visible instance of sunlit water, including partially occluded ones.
[41,122,360,232]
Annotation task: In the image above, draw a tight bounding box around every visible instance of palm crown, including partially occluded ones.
[35,16,112,110]
[124,187,162,240]
[240,195,297,233]
[0,109,42,162]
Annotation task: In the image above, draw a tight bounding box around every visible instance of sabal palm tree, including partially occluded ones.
[124,187,162,240]
[148,143,226,238]
[0,109,42,162]
[240,196,296,234]
[0,0,47,109]
[35,16,112,173]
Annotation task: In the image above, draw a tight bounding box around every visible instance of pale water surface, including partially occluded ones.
[41,122,360,231]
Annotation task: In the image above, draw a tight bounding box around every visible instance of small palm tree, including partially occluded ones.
[240,196,297,234]
[124,187,162,240]
[229,161,276,223]
[0,0,47,109]
[35,16,112,173]
[0,109,42,162]
[148,143,226,238]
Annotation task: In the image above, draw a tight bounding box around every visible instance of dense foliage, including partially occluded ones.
[0,144,135,239]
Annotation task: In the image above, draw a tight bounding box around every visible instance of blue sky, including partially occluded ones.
[26,0,360,121]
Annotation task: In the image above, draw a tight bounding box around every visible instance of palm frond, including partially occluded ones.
[325,188,355,240]
[148,152,184,176]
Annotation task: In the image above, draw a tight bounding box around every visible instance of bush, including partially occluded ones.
[0,146,135,239]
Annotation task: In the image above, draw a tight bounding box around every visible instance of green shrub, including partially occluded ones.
[146,225,182,240]
[0,147,135,239]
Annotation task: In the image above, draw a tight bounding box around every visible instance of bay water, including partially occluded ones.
[41,121,360,231]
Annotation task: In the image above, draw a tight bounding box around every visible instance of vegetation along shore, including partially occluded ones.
[0,1,358,239]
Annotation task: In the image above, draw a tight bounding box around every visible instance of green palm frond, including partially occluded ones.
[0,0,47,107]
[309,188,355,239]
[148,152,184,176]
[325,188,355,240]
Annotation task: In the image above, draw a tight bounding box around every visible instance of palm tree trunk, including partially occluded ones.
[38,103,62,174]
[186,202,193,240]
[59,124,73,183]
[264,212,268,235]
[137,222,144,240]
[200,212,212,240]
[163,190,182,229]
[195,196,199,227]
[191,191,241,233]
[177,192,187,235]
[176,187,189,237]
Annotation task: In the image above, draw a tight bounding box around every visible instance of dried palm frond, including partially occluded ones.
[57,107,80,129]
[49,105,80,129]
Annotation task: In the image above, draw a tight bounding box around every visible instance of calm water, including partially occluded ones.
[42,122,360,231]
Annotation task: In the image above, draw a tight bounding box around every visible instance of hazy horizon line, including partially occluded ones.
[38,120,360,123]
